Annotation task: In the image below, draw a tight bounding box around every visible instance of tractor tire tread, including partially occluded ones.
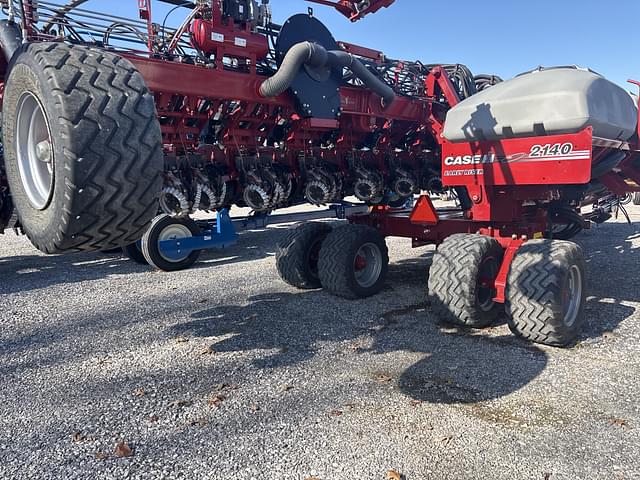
[428,233,503,327]
[318,224,388,299]
[3,42,162,253]
[505,239,585,346]
[276,222,332,289]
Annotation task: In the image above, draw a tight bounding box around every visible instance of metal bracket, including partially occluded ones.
[493,238,525,304]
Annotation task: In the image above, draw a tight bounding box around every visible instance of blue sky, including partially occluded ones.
[95,0,640,89]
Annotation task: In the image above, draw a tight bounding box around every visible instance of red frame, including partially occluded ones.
[0,2,480,178]
[350,122,640,302]
[306,0,396,21]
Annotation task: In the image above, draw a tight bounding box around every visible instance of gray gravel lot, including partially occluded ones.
[0,205,639,480]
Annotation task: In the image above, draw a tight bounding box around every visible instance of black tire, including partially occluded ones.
[428,234,504,328]
[276,222,333,289]
[505,240,586,347]
[141,214,201,272]
[318,224,389,299]
[123,242,148,265]
[634,192,640,206]
[2,42,162,254]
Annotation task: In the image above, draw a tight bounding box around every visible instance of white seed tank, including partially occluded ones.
[443,67,639,143]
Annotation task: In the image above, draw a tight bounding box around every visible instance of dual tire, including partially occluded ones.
[277,225,586,347]
[427,235,586,347]
[276,222,389,299]
[428,234,503,328]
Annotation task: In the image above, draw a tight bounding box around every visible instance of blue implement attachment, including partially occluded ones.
[157,209,239,261]
[143,203,371,272]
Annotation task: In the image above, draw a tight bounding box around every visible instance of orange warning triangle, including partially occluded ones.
[410,195,439,224]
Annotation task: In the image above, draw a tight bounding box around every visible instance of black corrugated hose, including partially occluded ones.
[260,41,395,106]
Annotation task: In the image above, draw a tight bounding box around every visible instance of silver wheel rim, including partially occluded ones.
[16,92,54,210]
[563,265,582,327]
[353,242,383,288]
[159,223,192,263]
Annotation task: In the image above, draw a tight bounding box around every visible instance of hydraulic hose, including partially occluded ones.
[260,41,395,106]
[548,205,585,240]
[42,0,91,33]
[474,74,503,91]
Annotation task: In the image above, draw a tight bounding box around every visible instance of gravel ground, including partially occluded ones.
[0,204,639,480]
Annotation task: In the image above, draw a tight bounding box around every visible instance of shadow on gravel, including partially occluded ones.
[174,291,349,369]
[3,218,636,408]
[0,227,290,295]
[173,220,639,406]
[176,259,549,405]
[386,250,434,287]
[0,251,140,295]
[397,335,546,404]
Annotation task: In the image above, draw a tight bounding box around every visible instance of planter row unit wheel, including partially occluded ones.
[276,222,389,299]
[2,42,163,254]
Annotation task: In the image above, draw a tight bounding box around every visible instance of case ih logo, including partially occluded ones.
[444,143,591,170]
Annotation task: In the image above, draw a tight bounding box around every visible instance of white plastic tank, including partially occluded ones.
[443,67,639,143]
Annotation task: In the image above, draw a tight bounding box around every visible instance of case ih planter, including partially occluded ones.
[0,0,479,254]
[0,0,638,346]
